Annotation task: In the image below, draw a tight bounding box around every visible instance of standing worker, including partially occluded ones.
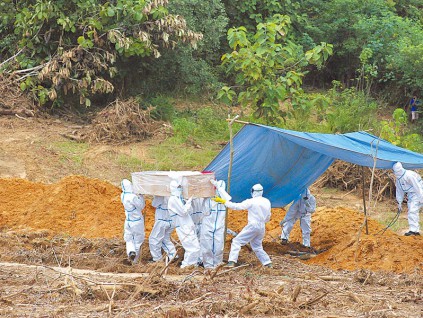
[280,188,316,247]
[148,196,177,262]
[393,162,423,236]
[121,179,145,264]
[213,184,273,268]
[168,180,201,268]
[200,179,231,269]
[190,197,206,266]
[190,198,206,241]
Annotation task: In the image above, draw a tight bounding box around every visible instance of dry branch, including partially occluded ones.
[215,263,250,277]
[239,300,260,314]
[291,285,301,302]
[298,291,328,309]
[348,292,362,303]
[316,160,395,200]
[319,276,350,282]
[0,73,35,115]
[79,98,169,144]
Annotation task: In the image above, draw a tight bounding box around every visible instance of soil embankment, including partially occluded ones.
[1,176,421,274]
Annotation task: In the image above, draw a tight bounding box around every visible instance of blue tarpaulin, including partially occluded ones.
[205,124,423,207]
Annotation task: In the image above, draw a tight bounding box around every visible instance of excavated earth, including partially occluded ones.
[0,176,422,318]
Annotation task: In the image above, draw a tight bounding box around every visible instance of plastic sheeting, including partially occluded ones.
[205,124,423,207]
[131,171,215,198]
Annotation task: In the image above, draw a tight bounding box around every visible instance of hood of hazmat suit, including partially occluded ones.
[170,180,183,197]
[251,184,264,198]
[121,179,133,193]
[393,162,406,179]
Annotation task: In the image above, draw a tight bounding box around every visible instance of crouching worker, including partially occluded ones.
[121,179,145,264]
[393,162,423,236]
[213,184,273,268]
[280,188,316,247]
[168,180,201,268]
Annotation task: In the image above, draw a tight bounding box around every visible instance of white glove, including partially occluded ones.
[210,179,218,187]
[397,203,402,212]
[185,196,193,206]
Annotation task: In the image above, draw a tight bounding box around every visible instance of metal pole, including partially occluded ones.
[361,166,369,235]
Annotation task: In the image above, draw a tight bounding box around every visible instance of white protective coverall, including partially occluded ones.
[121,179,145,262]
[393,162,423,234]
[190,198,206,240]
[201,180,231,269]
[281,188,316,247]
[225,184,272,266]
[148,196,177,262]
[168,180,201,268]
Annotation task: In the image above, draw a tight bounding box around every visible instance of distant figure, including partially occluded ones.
[410,95,419,123]
[213,184,273,268]
[121,179,145,263]
[280,188,316,247]
[392,162,423,236]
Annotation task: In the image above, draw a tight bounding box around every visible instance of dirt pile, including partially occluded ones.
[0,176,124,238]
[0,176,286,239]
[1,176,422,273]
[304,207,423,273]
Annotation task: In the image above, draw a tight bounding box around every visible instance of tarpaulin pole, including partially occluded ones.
[361,166,369,235]
[224,115,239,245]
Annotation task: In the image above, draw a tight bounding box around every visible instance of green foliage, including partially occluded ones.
[325,87,379,133]
[219,14,332,123]
[380,108,423,152]
[298,0,423,98]
[0,0,202,107]
[144,106,232,170]
[172,106,230,144]
[222,0,305,33]
[117,153,143,171]
[280,83,379,133]
[146,95,175,121]
[51,141,89,166]
[132,0,228,96]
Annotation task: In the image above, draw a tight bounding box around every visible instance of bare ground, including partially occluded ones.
[0,230,421,318]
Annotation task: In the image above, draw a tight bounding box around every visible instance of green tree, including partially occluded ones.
[0,0,202,106]
[218,14,332,123]
[380,108,423,153]
[133,0,228,96]
[298,0,423,100]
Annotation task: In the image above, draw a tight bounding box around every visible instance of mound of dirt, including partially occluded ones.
[0,176,422,273]
[0,176,124,238]
[304,207,423,273]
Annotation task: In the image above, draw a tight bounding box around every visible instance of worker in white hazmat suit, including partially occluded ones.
[393,162,423,236]
[200,179,231,269]
[148,196,177,262]
[213,184,272,268]
[190,198,205,240]
[280,188,316,247]
[190,198,207,265]
[121,179,145,263]
[168,180,201,268]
